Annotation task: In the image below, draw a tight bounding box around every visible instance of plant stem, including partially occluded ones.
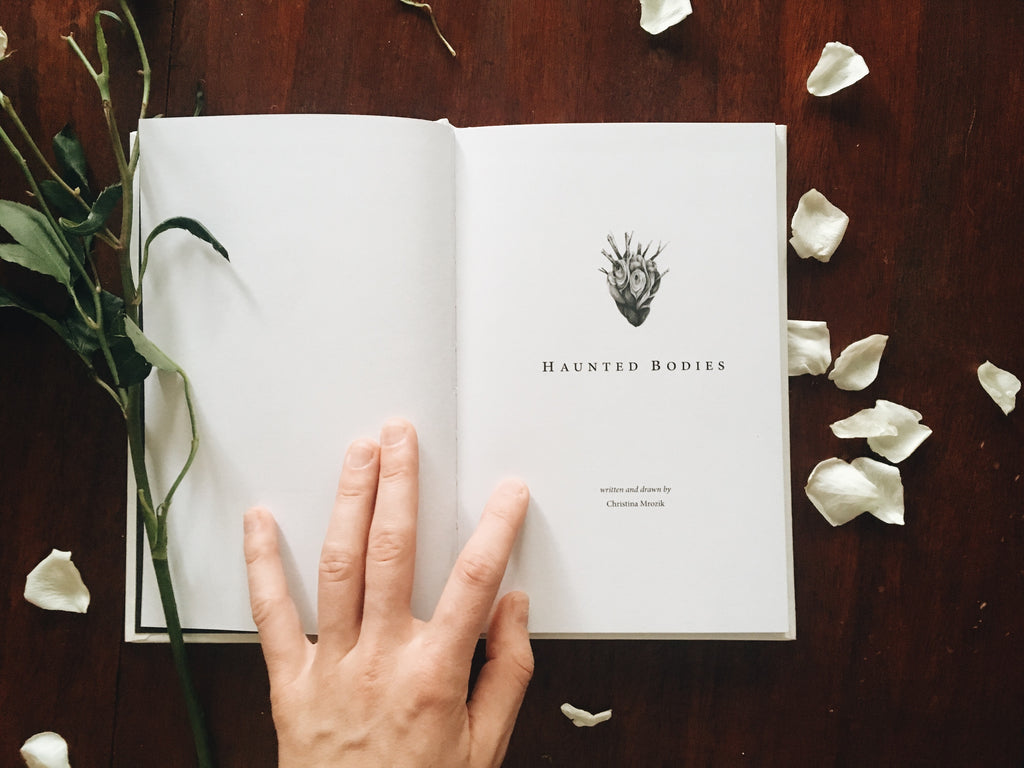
[398,0,457,56]
[108,6,214,765]
[157,370,200,517]
[62,34,102,84]
[151,555,212,767]
[121,0,151,130]
[101,99,137,310]
[119,1,151,302]
[125,384,213,768]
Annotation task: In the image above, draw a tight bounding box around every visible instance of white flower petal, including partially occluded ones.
[20,732,72,768]
[805,457,880,526]
[787,319,831,376]
[806,41,869,96]
[639,0,692,35]
[831,400,932,463]
[830,407,898,439]
[852,457,905,525]
[0,27,8,59]
[789,189,849,262]
[24,549,91,613]
[829,334,888,391]
[866,400,932,463]
[978,360,1021,415]
[560,702,613,727]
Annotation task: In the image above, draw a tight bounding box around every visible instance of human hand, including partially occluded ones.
[243,418,532,768]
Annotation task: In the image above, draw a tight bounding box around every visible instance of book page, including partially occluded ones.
[454,123,792,637]
[134,115,457,635]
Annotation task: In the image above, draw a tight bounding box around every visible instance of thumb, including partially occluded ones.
[467,591,533,767]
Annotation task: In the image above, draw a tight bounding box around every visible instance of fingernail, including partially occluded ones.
[346,439,376,469]
[497,477,529,501]
[380,419,408,447]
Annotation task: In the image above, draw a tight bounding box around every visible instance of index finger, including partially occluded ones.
[430,478,529,658]
[243,507,311,683]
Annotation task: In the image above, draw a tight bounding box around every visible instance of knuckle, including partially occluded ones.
[249,594,285,630]
[244,537,273,568]
[318,542,362,584]
[352,649,390,690]
[405,647,456,710]
[407,671,447,710]
[335,481,372,503]
[457,551,500,590]
[507,645,535,685]
[366,526,409,566]
[378,457,415,484]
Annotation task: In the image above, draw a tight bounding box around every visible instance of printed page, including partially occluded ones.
[133,115,457,636]
[454,123,792,637]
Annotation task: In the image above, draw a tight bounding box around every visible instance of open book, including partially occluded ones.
[127,116,794,641]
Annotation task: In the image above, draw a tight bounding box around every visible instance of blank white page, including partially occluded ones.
[135,115,458,634]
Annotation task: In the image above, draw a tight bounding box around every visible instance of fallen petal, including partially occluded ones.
[20,732,72,768]
[805,457,880,526]
[639,0,693,34]
[852,457,905,525]
[787,320,831,376]
[830,407,899,439]
[978,360,1021,415]
[866,400,932,463]
[24,549,91,613]
[806,41,869,96]
[790,189,849,262]
[560,702,613,727]
[829,334,888,391]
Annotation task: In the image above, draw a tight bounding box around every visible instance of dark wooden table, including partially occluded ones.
[3,2,1022,765]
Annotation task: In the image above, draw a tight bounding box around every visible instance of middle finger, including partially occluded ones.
[361,418,420,639]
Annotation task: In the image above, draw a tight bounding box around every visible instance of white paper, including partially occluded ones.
[132,117,793,640]
[455,123,792,637]
[135,115,458,633]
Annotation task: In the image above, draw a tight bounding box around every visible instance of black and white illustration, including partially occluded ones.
[600,232,667,327]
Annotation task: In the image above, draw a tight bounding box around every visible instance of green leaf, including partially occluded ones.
[0,284,97,364]
[39,179,87,220]
[145,216,229,261]
[52,124,93,203]
[107,333,153,385]
[97,288,128,333]
[67,288,152,385]
[62,287,124,358]
[0,201,71,286]
[0,286,151,391]
[124,317,180,373]
[98,290,151,387]
[0,285,65,336]
[98,9,123,24]
[61,183,122,236]
[0,243,71,287]
[140,216,229,283]
[38,182,93,263]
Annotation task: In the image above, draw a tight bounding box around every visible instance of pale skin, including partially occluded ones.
[243,418,533,768]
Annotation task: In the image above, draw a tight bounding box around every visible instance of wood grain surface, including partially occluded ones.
[2,1,1022,765]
